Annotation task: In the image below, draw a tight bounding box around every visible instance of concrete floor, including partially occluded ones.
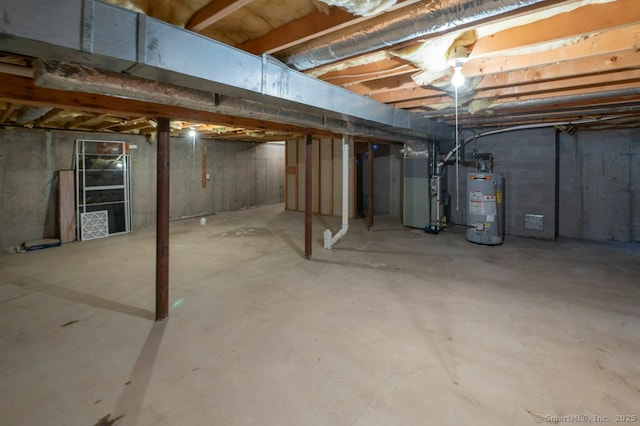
[1,204,639,426]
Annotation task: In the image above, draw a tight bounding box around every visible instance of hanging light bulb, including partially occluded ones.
[451,62,465,88]
[449,46,469,88]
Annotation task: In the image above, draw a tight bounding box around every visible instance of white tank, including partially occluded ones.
[465,172,505,245]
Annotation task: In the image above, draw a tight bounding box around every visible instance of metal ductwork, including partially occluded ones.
[0,0,453,142]
[284,0,556,71]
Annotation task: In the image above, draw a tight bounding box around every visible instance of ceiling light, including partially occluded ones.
[449,46,469,88]
[188,128,196,137]
[451,63,465,87]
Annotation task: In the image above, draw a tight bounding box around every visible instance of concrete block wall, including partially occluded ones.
[448,128,557,240]
[559,129,639,242]
[0,128,284,249]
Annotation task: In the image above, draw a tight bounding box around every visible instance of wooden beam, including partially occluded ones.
[470,24,640,76]
[32,108,65,127]
[0,73,313,137]
[237,0,423,55]
[64,113,96,129]
[472,0,640,58]
[389,73,640,109]
[239,7,357,55]
[321,58,414,86]
[112,119,155,133]
[0,103,17,123]
[186,0,253,32]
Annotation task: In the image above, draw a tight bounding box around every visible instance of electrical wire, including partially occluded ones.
[455,84,459,211]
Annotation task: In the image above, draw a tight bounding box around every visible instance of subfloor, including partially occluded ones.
[1,204,639,426]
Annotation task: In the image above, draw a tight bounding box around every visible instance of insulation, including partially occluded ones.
[468,98,497,114]
[200,0,321,45]
[318,0,397,16]
[392,31,476,87]
[308,51,392,78]
[106,0,322,47]
[121,0,210,26]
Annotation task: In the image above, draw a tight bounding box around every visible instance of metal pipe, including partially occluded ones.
[367,142,374,231]
[155,117,170,321]
[284,0,553,71]
[304,134,313,259]
[436,115,628,170]
[324,135,351,249]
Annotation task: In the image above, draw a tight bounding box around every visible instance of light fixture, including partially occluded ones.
[451,62,465,87]
[188,128,196,137]
[449,46,469,88]
[447,46,469,213]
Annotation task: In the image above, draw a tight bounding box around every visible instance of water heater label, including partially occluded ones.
[483,195,497,215]
[469,190,483,214]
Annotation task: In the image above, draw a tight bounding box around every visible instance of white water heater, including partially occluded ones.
[465,172,505,245]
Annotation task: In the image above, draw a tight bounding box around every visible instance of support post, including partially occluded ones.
[156,117,170,321]
[368,142,374,231]
[201,139,207,188]
[305,134,313,259]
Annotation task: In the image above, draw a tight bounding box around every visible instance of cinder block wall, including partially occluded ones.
[446,127,639,242]
[0,128,284,249]
[448,128,557,240]
[559,129,640,242]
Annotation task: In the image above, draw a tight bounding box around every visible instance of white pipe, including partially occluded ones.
[324,135,350,249]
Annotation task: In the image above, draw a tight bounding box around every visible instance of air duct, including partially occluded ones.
[284,0,556,71]
[0,0,453,142]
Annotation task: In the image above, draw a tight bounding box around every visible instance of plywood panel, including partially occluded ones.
[285,140,298,211]
[312,138,320,213]
[332,139,342,217]
[319,138,333,215]
[58,170,75,243]
[297,138,305,212]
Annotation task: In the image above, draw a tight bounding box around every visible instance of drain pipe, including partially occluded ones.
[324,135,350,249]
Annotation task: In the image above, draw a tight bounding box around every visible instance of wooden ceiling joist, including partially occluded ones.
[186,0,254,32]
[0,102,17,123]
[471,0,640,58]
[0,73,311,138]
[32,107,65,127]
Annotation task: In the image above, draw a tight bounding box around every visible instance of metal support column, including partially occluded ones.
[305,134,313,259]
[156,117,170,321]
[368,143,374,231]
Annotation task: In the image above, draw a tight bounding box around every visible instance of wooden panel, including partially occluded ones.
[333,139,342,217]
[297,138,305,212]
[312,138,320,213]
[58,170,75,243]
[285,140,297,211]
[319,138,333,215]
